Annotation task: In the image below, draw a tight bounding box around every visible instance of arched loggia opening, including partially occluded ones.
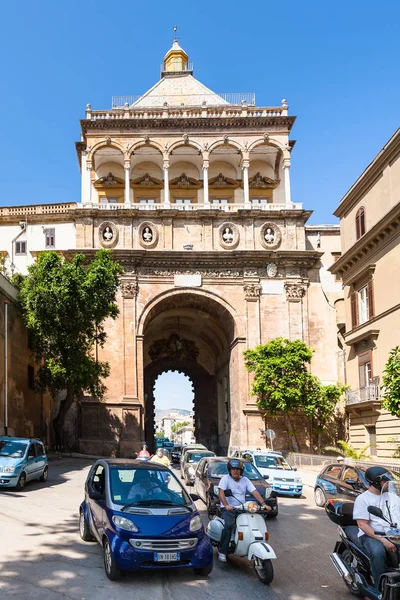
[141,292,237,454]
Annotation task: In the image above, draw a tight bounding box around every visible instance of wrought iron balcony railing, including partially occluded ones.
[346,384,381,405]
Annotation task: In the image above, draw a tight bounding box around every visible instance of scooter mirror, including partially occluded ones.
[368,505,385,519]
[224,489,233,497]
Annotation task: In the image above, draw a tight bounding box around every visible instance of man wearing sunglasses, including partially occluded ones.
[217,458,270,562]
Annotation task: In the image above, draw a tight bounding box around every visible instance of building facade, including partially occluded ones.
[331,129,400,459]
[0,39,343,455]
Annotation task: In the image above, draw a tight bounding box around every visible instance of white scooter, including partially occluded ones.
[206,498,277,584]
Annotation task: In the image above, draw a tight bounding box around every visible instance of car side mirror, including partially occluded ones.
[28,455,35,461]
[263,474,269,480]
[345,478,357,487]
[190,493,199,502]
[293,467,297,471]
[88,488,104,501]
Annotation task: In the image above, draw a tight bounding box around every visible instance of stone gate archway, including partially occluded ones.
[140,291,238,453]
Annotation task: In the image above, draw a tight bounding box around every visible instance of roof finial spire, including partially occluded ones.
[173,25,177,41]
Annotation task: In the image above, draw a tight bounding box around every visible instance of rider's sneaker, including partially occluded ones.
[218,553,227,562]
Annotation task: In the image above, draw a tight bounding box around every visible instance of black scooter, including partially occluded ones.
[326,499,400,599]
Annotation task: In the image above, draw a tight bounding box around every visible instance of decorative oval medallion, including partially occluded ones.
[260,222,282,250]
[218,222,239,250]
[138,221,159,249]
[99,221,119,248]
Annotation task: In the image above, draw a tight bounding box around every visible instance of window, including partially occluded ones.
[44,228,55,249]
[28,365,35,390]
[359,351,373,389]
[342,467,359,483]
[91,464,105,495]
[324,465,342,479]
[101,197,118,204]
[15,241,27,255]
[350,280,374,328]
[355,207,366,240]
[34,442,45,457]
[27,444,35,459]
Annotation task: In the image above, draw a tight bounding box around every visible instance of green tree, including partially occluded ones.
[244,338,344,452]
[171,421,191,433]
[19,250,123,445]
[325,440,371,460]
[382,346,400,416]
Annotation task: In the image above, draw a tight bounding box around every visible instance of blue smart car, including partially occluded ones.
[0,437,48,489]
[79,459,213,580]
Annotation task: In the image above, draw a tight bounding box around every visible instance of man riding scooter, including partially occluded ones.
[218,458,271,562]
[353,466,400,592]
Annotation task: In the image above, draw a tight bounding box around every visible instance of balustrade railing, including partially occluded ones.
[81,202,303,212]
[346,384,381,405]
[0,203,76,217]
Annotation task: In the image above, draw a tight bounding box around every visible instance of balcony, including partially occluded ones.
[346,384,381,414]
[81,202,303,212]
[112,92,256,109]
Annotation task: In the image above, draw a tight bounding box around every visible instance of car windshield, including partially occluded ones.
[187,452,214,463]
[255,455,293,470]
[0,441,27,458]
[109,466,192,508]
[209,461,262,480]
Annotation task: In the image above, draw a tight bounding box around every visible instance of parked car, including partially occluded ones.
[314,462,400,507]
[79,458,213,580]
[171,445,184,464]
[194,456,278,518]
[233,450,303,497]
[180,444,208,465]
[181,450,216,485]
[0,437,48,489]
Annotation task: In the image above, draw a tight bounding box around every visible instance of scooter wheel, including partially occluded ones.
[254,557,274,584]
[341,549,363,597]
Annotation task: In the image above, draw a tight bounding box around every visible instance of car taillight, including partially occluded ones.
[265,532,269,541]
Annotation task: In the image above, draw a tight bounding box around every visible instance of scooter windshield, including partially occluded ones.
[380,480,400,532]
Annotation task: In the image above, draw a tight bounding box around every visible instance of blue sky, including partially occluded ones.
[154,372,194,411]
[2,1,399,410]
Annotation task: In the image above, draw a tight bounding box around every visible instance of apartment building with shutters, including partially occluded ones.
[331,128,400,459]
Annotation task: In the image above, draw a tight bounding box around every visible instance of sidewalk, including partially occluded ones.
[298,466,321,488]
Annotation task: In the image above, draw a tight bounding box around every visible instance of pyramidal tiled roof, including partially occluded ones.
[132,73,229,108]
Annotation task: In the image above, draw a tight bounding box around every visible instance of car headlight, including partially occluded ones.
[264,487,272,498]
[1,466,15,473]
[188,467,195,475]
[189,515,202,532]
[295,477,302,484]
[112,515,138,532]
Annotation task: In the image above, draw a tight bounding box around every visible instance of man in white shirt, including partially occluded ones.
[218,458,270,562]
[353,466,399,591]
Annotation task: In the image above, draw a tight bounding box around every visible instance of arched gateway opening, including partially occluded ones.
[141,292,237,453]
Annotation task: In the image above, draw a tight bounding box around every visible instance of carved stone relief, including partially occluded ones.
[218,222,240,250]
[266,263,278,277]
[260,222,282,250]
[120,278,139,298]
[138,222,159,249]
[99,221,119,248]
[149,333,199,362]
[284,282,306,301]
[244,283,262,300]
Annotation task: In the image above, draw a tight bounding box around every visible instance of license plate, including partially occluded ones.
[154,552,180,562]
[280,485,290,490]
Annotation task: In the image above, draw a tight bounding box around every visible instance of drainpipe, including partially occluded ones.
[4,300,8,436]
[10,219,27,273]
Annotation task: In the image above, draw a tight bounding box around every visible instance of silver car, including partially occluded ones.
[180,450,215,485]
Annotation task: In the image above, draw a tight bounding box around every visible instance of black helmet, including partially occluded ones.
[227,459,244,474]
[365,466,393,490]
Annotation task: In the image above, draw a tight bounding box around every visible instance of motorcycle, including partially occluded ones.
[206,495,276,584]
[326,479,400,599]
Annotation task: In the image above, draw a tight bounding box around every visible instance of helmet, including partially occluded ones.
[365,466,393,490]
[227,459,244,474]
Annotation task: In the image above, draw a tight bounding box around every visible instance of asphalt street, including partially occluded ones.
[0,458,351,600]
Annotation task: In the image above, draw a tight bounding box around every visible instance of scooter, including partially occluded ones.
[326,496,400,599]
[206,498,276,584]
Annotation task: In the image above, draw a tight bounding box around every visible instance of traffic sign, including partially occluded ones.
[265,429,275,440]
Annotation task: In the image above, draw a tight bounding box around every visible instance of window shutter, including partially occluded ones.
[360,208,366,236]
[355,212,360,240]
[351,292,358,328]
[367,280,374,319]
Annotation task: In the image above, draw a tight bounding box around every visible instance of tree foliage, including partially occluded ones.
[325,440,371,460]
[171,421,191,432]
[19,250,123,444]
[244,338,346,450]
[382,346,400,417]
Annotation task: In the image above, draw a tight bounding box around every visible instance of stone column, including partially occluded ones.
[203,159,210,206]
[86,161,93,204]
[244,282,262,348]
[81,152,87,204]
[242,159,251,206]
[120,278,139,398]
[283,158,292,205]
[163,160,170,207]
[124,161,131,207]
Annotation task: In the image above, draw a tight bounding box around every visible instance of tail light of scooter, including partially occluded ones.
[238,532,244,540]
[265,532,269,542]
